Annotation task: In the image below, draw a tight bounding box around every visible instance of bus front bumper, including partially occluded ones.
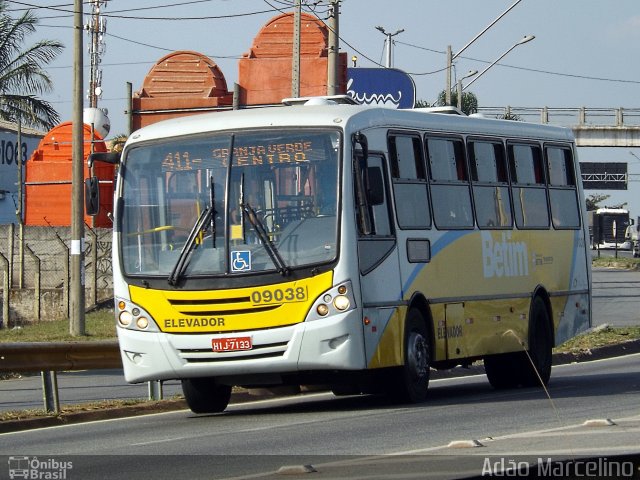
[117,309,366,383]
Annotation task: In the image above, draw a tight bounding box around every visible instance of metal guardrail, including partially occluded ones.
[476,106,640,128]
[0,341,165,415]
[0,341,121,372]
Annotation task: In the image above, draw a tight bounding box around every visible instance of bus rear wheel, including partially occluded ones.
[484,352,524,389]
[522,296,553,387]
[181,378,232,414]
[484,296,552,389]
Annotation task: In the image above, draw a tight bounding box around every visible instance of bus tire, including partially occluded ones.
[522,296,553,387]
[484,352,523,389]
[389,309,431,403]
[181,378,232,414]
[331,385,361,396]
[485,296,552,389]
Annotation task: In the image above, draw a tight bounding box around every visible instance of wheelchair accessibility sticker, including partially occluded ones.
[231,250,251,272]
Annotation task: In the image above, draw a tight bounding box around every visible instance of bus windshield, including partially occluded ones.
[119,129,341,278]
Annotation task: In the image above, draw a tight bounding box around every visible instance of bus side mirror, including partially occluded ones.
[88,151,120,168]
[366,167,384,206]
[85,176,100,216]
[352,132,368,162]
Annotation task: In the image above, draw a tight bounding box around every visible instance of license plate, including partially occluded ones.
[212,336,252,352]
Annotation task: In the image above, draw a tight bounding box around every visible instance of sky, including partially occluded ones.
[11,0,640,218]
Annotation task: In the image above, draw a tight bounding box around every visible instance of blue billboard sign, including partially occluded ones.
[346,67,415,109]
[0,125,42,224]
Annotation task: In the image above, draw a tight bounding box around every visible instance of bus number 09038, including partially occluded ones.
[251,287,307,304]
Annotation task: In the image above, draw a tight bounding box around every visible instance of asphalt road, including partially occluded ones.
[1,354,638,480]
[592,266,640,327]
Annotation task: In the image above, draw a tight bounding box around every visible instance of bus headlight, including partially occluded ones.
[118,311,133,327]
[333,295,350,311]
[308,280,356,321]
[136,317,149,329]
[116,298,158,332]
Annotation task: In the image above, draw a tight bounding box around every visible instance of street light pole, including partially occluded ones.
[457,70,478,110]
[375,25,404,68]
[462,35,535,91]
[445,0,524,105]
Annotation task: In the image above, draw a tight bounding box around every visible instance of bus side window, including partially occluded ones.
[508,143,549,229]
[355,154,392,237]
[469,139,512,228]
[546,145,580,229]
[389,133,425,179]
[388,133,430,229]
[426,136,473,229]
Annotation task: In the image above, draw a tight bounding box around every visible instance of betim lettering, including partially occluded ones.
[482,231,529,279]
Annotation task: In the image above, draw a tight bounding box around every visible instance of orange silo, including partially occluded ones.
[24,122,114,227]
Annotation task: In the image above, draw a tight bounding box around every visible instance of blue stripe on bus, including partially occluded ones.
[402,230,472,297]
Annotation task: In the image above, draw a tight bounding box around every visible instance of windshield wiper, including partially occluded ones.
[241,202,290,276]
[167,206,213,286]
[209,175,218,249]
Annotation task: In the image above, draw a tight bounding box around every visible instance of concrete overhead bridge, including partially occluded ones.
[475,106,640,147]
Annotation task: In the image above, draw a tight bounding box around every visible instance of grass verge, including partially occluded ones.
[0,308,116,343]
[591,255,640,270]
[554,325,640,354]
[0,399,147,422]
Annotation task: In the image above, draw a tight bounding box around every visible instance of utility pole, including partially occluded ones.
[291,0,301,98]
[87,0,107,108]
[71,0,85,336]
[327,0,340,95]
[445,45,453,105]
[16,118,23,290]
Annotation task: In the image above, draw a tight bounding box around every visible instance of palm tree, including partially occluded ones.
[0,1,64,131]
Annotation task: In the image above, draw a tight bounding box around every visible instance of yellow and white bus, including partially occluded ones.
[89,97,591,413]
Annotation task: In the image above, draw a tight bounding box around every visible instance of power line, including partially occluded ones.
[8,0,228,13]
[37,24,245,61]
[27,0,640,107]
[105,31,244,58]
[8,0,279,20]
[396,40,640,85]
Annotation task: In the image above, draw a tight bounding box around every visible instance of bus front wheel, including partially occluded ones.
[181,378,232,414]
[388,309,431,403]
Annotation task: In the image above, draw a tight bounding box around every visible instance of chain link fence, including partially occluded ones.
[0,224,112,327]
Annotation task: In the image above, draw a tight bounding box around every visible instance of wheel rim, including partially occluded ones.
[407,331,428,381]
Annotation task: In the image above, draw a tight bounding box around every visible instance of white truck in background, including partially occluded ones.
[588,208,632,250]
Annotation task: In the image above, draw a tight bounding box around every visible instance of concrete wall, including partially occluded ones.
[0,225,112,326]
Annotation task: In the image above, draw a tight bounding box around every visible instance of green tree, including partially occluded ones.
[414,99,435,108]
[435,90,478,115]
[496,111,523,121]
[0,1,64,130]
[585,194,609,211]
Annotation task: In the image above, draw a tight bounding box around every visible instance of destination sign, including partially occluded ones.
[160,139,319,173]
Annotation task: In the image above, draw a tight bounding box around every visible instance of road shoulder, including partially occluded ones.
[1,339,639,434]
